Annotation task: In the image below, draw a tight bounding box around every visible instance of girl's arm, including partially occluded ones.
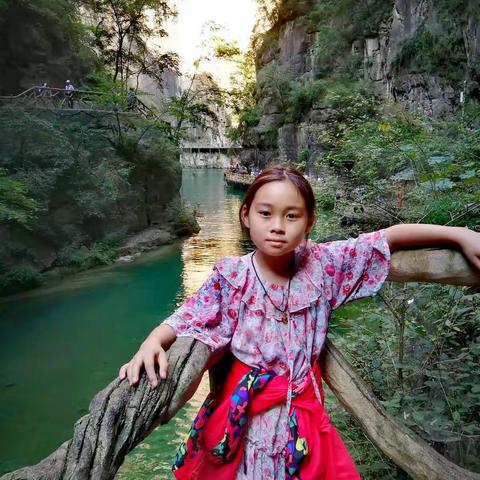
[385,224,480,271]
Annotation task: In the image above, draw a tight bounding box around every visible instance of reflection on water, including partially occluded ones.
[179,168,246,298]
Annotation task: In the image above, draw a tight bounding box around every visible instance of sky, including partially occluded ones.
[163,0,258,86]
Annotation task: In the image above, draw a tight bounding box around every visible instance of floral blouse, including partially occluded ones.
[164,230,391,479]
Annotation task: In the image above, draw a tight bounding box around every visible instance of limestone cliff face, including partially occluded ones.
[244,0,480,169]
[180,73,238,168]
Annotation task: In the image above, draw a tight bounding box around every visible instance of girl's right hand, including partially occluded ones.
[118,338,169,388]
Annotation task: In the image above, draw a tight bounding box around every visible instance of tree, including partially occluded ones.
[84,0,179,88]
[165,70,220,144]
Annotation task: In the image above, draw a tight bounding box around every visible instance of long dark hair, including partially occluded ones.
[239,164,315,237]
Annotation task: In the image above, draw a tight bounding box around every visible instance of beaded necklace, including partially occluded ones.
[251,250,295,324]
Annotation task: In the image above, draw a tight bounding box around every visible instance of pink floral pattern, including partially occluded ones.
[164,230,391,479]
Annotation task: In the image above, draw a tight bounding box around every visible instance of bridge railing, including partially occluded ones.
[0,86,157,118]
[1,248,479,480]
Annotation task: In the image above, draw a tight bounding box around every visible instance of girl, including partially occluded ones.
[119,164,480,479]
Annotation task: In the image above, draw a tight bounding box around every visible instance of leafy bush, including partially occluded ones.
[259,127,279,149]
[313,26,350,78]
[306,0,393,39]
[0,265,43,295]
[285,80,325,123]
[256,62,292,121]
[323,104,480,228]
[392,30,467,87]
[0,170,38,227]
[56,240,119,270]
[242,106,261,128]
[330,284,480,474]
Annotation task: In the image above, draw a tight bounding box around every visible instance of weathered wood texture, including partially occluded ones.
[1,248,479,480]
[322,340,480,480]
[388,247,480,285]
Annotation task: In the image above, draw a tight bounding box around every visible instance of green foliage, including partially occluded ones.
[0,265,43,295]
[0,170,38,227]
[56,240,119,270]
[223,49,258,141]
[243,107,261,128]
[324,104,480,228]
[392,30,467,87]
[82,0,177,84]
[306,0,393,39]
[214,40,241,59]
[330,285,480,474]
[259,127,279,149]
[257,61,292,116]
[0,105,184,295]
[285,80,325,123]
[83,70,129,110]
[312,26,350,78]
[311,172,339,212]
[321,81,379,119]
[0,0,97,94]
[167,95,218,142]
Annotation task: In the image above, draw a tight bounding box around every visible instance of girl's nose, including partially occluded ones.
[271,216,285,233]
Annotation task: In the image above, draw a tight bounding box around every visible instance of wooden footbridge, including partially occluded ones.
[0,86,156,118]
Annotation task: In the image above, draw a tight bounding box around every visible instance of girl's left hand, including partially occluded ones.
[458,228,480,271]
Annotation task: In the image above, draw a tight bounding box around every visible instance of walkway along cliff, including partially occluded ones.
[2,248,480,480]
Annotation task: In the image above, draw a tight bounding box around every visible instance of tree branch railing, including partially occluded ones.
[0,86,156,118]
[1,248,479,480]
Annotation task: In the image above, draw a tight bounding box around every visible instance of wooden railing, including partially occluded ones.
[1,248,479,480]
[0,86,156,118]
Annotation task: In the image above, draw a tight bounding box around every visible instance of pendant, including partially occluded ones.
[278,312,289,324]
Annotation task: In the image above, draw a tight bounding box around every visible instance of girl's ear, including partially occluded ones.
[241,205,250,229]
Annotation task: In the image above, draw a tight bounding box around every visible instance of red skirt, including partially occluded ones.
[173,358,361,479]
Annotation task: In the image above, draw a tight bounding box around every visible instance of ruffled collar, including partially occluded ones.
[215,241,322,313]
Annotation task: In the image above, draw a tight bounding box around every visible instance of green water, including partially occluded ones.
[0,169,246,477]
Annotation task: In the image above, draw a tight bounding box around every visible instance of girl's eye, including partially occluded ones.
[287,213,299,219]
[259,211,270,217]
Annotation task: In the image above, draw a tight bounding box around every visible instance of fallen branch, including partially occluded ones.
[322,340,480,480]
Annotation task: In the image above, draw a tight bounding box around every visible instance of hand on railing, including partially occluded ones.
[118,323,176,388]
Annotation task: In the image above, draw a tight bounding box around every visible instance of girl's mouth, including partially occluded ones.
[266,239,286,247]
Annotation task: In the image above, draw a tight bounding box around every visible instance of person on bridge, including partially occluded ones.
[37,82,49,97]
[119,164,480,480]
[64,80,75,108]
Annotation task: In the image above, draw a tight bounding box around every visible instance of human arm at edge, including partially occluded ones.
[384,224,480,271]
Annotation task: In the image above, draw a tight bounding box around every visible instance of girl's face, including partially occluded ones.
[241,180,314,256]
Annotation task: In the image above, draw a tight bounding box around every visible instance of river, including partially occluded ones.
[0,169,247,478]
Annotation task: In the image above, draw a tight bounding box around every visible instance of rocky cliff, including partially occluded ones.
[242,0,480,169]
